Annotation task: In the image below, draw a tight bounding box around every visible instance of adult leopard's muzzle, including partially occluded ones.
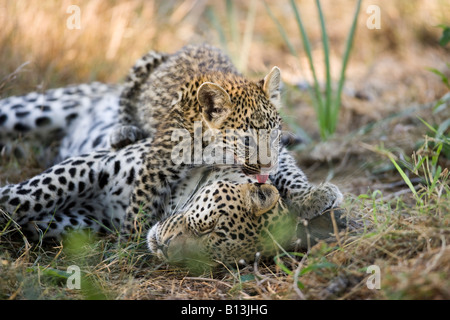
[147,220,211,264]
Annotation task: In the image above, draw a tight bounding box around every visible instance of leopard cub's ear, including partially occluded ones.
[262,66,281,109]
[242,183,280,217]
[197,82,232,129]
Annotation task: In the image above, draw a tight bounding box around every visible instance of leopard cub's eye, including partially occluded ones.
[270,129,281,140]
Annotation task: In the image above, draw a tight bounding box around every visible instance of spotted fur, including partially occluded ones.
[108,45,288,236]
[0,82,120,163]
[0,45,344,264]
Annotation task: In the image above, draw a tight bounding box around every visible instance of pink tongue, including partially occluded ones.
[256,174,269,184]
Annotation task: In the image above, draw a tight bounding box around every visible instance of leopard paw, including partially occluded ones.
[110,125,145,149]
[289,182,343,220]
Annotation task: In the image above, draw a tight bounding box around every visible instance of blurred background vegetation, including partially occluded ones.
[0,0,448,141]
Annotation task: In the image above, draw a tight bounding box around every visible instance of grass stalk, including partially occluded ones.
[332,0,362,134]
[264,1,298,58]
[267,0,362,140]
[316,0,332,138]
[289,0,325,137]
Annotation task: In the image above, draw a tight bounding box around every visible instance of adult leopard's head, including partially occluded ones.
[147,181,295,265]
[197,67,282,182]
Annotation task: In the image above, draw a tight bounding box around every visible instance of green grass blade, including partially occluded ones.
[273,252,306,289]
[417,116,437,134]
[300,261,335,276]
[438,25,450,46]
[427,67,450,89]
[333,0,362,133]
[289,0,324,122]
[436,118,450,142]
[274,256,293,275]
[429,165,442,194]
[389,155,421,203]
[432,142,443,170]
[263,1,298,58]
[413,155,426,173]
[27,266,71,280]
[316,0,332,137]
[264,0,322,133]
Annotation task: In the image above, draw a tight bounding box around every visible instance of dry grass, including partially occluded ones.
[2,188,448,300]
[1,0,450,300]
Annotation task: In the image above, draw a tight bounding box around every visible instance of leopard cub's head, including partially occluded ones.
[197,67,283,180]
[147,181,294,265]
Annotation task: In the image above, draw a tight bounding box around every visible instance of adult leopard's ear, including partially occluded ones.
[242,183,280,217]
[197,82,232,129]
[262,66,281,109]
